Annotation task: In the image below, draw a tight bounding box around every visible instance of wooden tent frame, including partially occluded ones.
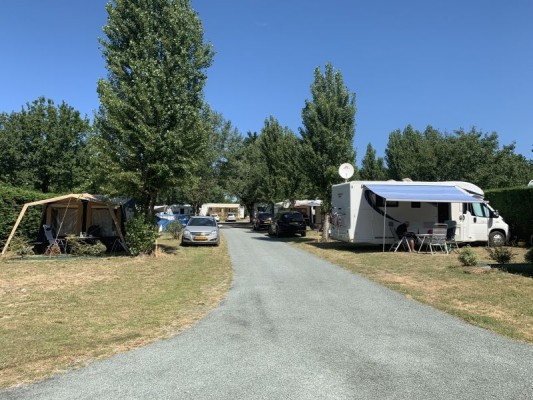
[1,193,130,256]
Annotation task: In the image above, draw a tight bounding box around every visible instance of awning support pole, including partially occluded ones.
[382,202,387,252]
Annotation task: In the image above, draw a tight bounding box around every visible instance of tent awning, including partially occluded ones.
[364,184,483,203]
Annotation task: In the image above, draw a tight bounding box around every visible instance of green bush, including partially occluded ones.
[68,240,107,256]
[165,221,184,239]
[8,235,35,258]
[486,245,515,265]
[125,216,158,256]
[525,248,533,266]
[485,187,533,244]
[458,247,479,266]
[0,184,53,245]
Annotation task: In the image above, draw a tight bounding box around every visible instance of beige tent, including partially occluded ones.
[1,193,130,256]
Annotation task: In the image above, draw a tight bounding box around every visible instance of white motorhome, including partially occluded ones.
[330,180,509,247]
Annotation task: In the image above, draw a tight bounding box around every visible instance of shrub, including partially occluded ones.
[486,245,515,265]
[8,235,35,258]
[525,248,533,266]
[68,240,107,256]
[0,184,52,244]
[125,216,158,256]
[166,221,184,240]
[458,247,479,266]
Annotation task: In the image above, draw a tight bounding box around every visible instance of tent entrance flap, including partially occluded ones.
[363,184,483,203]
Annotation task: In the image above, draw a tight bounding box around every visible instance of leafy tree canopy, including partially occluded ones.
[360,143,387,180]
[0,97,91,193]
[384,125,532,188]
[95,0,213,220]
[300,63,356,213]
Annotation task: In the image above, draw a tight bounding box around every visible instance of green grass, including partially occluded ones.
[0,234,232,389]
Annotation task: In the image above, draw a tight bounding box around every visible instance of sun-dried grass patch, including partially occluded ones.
[0,233,232,389]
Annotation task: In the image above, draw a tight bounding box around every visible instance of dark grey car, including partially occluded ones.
[268,211,307,237]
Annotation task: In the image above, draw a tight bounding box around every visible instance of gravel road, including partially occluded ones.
[2,225,532,399]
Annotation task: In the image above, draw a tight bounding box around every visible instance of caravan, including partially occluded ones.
[330,180,509,247]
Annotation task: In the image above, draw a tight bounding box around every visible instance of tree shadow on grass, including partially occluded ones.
[302,240,381,254]
[156,243,179,254]
[492,263,533,278]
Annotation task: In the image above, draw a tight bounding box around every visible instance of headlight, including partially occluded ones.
[183,229,191,238]
[209,230,218,238]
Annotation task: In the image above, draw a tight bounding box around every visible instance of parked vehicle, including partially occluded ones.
[253,212,273,231]
[210,213,220,222]
[179,214,191,224]
[181,216,220,246]
[330,180,509,247]
[268,211,307,237]
[226,212,237,222]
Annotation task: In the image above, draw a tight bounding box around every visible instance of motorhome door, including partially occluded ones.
[463,203,490,241]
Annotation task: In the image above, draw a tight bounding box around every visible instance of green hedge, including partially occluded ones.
[485,186,533,242]
[0,185,53,246]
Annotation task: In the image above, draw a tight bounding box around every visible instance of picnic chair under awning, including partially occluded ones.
[43,224,67,254]
[419,224,448,254]
[388,221,412,252]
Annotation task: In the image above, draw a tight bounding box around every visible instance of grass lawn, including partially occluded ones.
[292,233,533,345]
[0,234,232,389]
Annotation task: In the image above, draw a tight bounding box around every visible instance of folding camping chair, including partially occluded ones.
[388,221,412,252]
[43,224,67,254]
[445,220,459,252]
[428,223,449,254]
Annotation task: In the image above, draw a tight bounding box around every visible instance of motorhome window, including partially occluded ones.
[375,195,398,208]
[411,202,421,208]
[471,202,489,218]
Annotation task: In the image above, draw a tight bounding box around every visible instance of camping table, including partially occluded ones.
[417,233,449,254]
[417,234,433,253]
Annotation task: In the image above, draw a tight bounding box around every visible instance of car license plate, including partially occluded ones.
[194,236,208,241]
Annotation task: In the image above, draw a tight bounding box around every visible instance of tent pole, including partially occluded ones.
[382,202,387,252]
[1,204,30,256]
[107,206,130,255]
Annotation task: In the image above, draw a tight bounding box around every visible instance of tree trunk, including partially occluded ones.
[321,212,330,242]
[146,191,158,222]
[246,204,254,223]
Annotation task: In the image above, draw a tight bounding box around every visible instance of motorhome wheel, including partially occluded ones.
[489,231,506,246]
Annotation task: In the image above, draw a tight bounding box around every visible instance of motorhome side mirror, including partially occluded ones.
[492,210,500,218]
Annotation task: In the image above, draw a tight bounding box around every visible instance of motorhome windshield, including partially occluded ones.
[465,202,496,218]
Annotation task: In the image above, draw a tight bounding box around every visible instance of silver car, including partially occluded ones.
[181,216,220,246]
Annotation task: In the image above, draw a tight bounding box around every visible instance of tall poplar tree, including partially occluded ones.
[300,63,356,240]
[257,116,303,209]
[360,143,387,180]
[96,0,213,220]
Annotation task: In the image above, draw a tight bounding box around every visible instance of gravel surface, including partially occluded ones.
[2,225,532,399]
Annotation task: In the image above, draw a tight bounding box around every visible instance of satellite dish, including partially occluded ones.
[338,163,354,180]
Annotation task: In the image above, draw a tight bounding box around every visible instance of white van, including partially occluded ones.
[330,180,509,246]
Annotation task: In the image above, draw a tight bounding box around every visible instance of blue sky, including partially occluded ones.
[1,1,532,165]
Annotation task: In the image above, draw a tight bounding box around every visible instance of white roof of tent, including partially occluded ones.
[364,184,483,203]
